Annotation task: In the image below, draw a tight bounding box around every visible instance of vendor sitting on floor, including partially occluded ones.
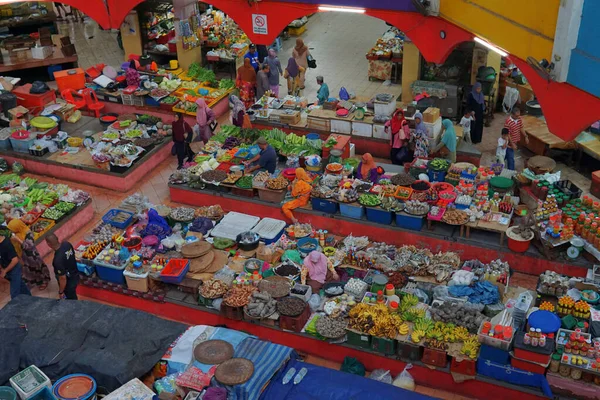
[244,137,277,174]
[282,168,312,223]
[355,153,382,183]
[316,76,329,105]
[301,250,339,292]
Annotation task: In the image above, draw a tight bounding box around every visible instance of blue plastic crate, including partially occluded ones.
[365,207,393,225]
[234,145,260,160]
[29,387,54,400]
[428,169,447,183]
[102,209,134,229]
[145,96,161,107]
[77,262,95,276]
[339,203,364,220]
[0,138,11,151]
[9,136,35,153]
[479,344,510,365]
[395,213,424,231]
[460,171,477,181]
[311,198,338,214]
[455,203,471,210]
[94,261,126,285]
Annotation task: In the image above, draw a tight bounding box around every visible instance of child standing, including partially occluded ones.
[496,128,510,167]
[459,108,475,144]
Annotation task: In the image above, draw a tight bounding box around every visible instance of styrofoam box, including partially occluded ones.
[424,117,442,140]
[373,124,390,141]
[374,99,397,117]
[31,46,52,59]
[352,121,373,137]
[331,119,352,134]
[251,217,286,240]
[10,365,51,399]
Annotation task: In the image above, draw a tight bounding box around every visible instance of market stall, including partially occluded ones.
[64,185,600,399]
[0,168,93,257]
[365,27,404,82]
[199,9,249,74]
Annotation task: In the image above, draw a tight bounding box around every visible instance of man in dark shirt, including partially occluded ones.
[46,233,79,300]
[172,112,194,170]
[244,137,277,174]
[0,233,31,299]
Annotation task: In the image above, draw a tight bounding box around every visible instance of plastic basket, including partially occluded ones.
[346,328,371,349]
[339,203,364,220]
[477,321,513,351]
[124,270,149,292]
[9,136,35,153]
[102,209,134,229]
[311,198,338,214]
[428,169,447,183]
[94,261,126,285]
[160,259,190,284]
[234,145,260,160]
[365,207,393,225]
[553,180,582,201]
[395,213,424,231]
[9,366,51,399]
[394,186,413,201]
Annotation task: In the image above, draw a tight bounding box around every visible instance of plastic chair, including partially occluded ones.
[61,88,86,110]
[82,89,105,118]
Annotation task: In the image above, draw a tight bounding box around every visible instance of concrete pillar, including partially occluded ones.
[486,51,502,109]
[120,11,142,61]
[401,41,421,104]
[173,0,202,70]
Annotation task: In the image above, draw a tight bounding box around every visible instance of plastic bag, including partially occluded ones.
[448,270,474,286]
[413,288,429,304]
[340,356,365,376]
[213,266,236,286]
[308,294,320,312]
[369,369,392,384]
[393,364,415,391]
[161,232,185,251]
[12,161,24,175]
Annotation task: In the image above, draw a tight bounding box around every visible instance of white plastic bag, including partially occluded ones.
[308,294,321,312]
[393,364,415,391]
[369,369,392,384]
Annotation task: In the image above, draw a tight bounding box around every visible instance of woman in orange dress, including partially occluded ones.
[236,58,257,109]
[282,168,312,223]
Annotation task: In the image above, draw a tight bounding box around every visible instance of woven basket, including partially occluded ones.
[215,358,254,386]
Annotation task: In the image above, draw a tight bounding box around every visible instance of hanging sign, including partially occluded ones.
[252,14,268,35]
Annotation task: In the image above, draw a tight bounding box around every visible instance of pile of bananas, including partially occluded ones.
[411,317,434,343]
[349,303,408,339]
[425,338,448,351]
[398,293,419,313]
[460,335,480,359]
[402,307,426,322]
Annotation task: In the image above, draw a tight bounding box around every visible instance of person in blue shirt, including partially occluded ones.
[244,137,277,174]
[316,76,329,105]
[433,119,457,163]
[244,44,260,72]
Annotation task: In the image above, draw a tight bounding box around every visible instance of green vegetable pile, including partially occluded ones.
[236,176,253,189]
[188,63,216,83]
[161,96,178,105]
[42,208,64,221]
[429,158,450,171]
[54,201,76,213]
[28,188,56,205]
[219,79,235,90]
[213,237,235,249]
[358,194,381,207]
[0,173,20,188]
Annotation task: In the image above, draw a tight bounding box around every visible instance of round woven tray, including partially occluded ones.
[193,340,234,365]
[258,278,291,298]
[189,251,215,273]
[215,358,254,386]
[527,155,556,174]
[315,316,348,339]
[204,250,229,273]
[277,296,307,317]
[182,241,212,259]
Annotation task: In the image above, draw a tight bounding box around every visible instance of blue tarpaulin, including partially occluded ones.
[260,359,437,400]
[448,281,500,305]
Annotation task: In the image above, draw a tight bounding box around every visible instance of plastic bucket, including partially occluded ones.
[52,374,97,400]
[0,387,17,400]
[506,226,532,253]
[306,133,320,140]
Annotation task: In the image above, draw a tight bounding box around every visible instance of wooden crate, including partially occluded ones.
[307,116,330,131]
[220,303,244,321]
[279,305,310,332]
[422,347,448,368]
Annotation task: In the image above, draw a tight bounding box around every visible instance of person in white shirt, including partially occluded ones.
[459,108,475,144]
[496,128,510,166]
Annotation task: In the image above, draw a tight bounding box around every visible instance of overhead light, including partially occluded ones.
[318,5,365,13]
[474,37,508,57]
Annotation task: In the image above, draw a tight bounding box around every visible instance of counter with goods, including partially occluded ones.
[0,168,93,256]
[73,188,600,400]
[365,27,404,82]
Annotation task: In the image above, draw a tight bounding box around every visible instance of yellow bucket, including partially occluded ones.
[169,60,179,69]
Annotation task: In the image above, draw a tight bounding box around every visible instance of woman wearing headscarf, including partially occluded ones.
[411,112,430,159]
[355,153,380,183]
[282,168,312,223]
[8,219,50,290]
[292,38,309,89]
[433,119,458,163]
[230,95,247,128]
[301,250,340,292]
[264,48,283,97]
[236,58,257,109]
[194,98,216,143]
[283,57,304,96]
[256,64,270,101]
[467,82,485,144]
[385,109,411,165]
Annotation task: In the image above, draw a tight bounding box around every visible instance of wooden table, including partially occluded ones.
[0,48,77,73]
[520,115,576,156]
[460,218,510,245]
[576,131,600,161]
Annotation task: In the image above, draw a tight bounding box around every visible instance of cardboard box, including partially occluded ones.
[423,107,440,123]
[8,106,29,121]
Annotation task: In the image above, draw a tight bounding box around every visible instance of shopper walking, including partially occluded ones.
[230,95,250,128]
[264,48,283,97]
[0,232,31,300]
[503,107,529,171]
[411,112,430,159]
[292,38,310,89]
[244,44,260,72]
[386,109,411,165]
[256,64,270,101]
[283,57,304,96]
[467,82,485,144]
[433,119,458,163]
[194,98,216,144]
[45,234,79,300]
[172,112,193,169]
[8,220,50,290]
[236,58,257,109]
